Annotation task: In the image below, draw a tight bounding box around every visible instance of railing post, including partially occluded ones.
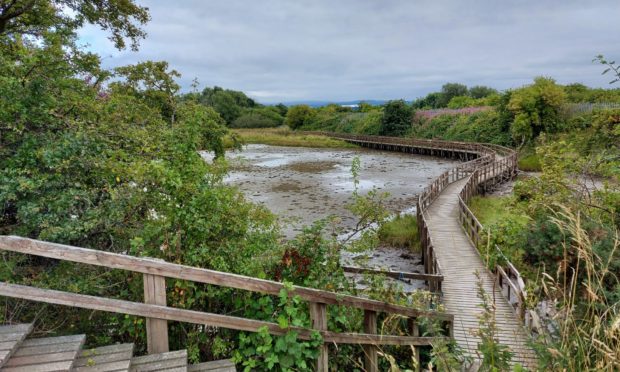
[143,273,169,354]
[408,318,421,371]
[309,302,328,371]
[363,310,378,372]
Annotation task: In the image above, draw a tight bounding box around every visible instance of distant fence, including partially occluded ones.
[413,107,492,121]
[562,102,620,116]
[414,102,620,122]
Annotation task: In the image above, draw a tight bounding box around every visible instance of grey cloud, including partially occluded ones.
[79,0,620,103]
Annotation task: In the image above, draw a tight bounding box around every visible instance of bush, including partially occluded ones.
[231,108,284,128]
[285,105,315,129]
[378,214,419,249]
[412,110,512,145]
[380,100,412,136]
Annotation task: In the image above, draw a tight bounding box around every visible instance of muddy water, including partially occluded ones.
[206,144,459,292]
[219,144,458,237]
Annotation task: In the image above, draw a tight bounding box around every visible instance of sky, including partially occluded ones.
[78,0,620,104]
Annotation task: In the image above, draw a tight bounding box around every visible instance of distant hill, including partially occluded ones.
[277,99,390,107]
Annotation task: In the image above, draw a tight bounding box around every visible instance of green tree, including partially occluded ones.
[447,95,477,109]
[197,86,257,125]
[412,92,442,109]
[438,83,468,107]
[507,77,566,145]
[380,99,412,136]
[469,85,498,99]
[113,61,181,124]
[0,0,149,50]
[285,104,315,129]
[274,103,288,117]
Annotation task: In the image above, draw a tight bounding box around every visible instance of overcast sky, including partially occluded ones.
[78,0,620,104]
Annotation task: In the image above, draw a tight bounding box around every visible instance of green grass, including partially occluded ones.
[378,214,419,250]
[227,127,357,148]
[518,148,542,172]
[468,195,528,227]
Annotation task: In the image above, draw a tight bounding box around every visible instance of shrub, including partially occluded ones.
[231,108,284,128]
[286,105,315,129]
[380,100,412,136]
[378,214,419,249]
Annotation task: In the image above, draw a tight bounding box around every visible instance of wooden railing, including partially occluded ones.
[317,132,530,332]
[0,236,453,372]
[456,151,532,325]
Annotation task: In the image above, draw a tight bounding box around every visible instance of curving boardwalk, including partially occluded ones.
[425,179,537,368]
[322,133,537,369]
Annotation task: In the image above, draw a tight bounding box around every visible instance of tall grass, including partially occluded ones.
[227,127,357,148]
[377,214,419,250]
[535,206,620,370]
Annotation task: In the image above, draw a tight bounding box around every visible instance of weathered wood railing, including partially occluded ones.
[0,236,453,372]
[456,151,532,326]
[316,132,531,333]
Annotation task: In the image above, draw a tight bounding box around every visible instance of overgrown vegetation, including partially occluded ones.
[228,127,356,148]
[378,214,419,249]
[1,1,619,369]
[0,2,439,370]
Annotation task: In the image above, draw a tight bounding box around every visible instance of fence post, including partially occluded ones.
[363,310,378,372]
[309,302,328,371]
[143,273,169,354]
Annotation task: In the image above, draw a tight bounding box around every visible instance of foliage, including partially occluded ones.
[192,86,257,125]
[380,100,413,136]
[285,104,315,129]
[412,110,512,145]
[233,283,323,371]
[563,83,620,103]
[506,77,567,145]
[296,108,383,135]
[531,207,620,370]
[378,214,419,249]
[0,2,285,363]
[469,85,499,99]
[113,61,181,124]
[412,84,496,109]
[447,95,479,109]
[0,0,150,50]
[231,107,284,128]
[229,128,355,148]
[517,150,542,172]
[437,83,468,107]
[594,54,620,85]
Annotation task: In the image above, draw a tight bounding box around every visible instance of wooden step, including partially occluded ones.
[3,334,85,372]
[73,343,134,372]
[0,323,33,368]
[188,359,235,372]
[129,350,187,372]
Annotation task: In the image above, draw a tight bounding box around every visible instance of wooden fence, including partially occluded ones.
[0,236,453,372]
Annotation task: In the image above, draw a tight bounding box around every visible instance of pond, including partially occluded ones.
[218,144,458,238]
[204,144,459,291]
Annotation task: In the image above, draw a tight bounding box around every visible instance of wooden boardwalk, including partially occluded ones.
[425,178,537,368]
[319,133,537,368]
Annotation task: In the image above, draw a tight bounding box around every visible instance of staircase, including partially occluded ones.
[0,323,235,372]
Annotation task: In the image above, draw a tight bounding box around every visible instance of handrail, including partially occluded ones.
[0,236,453,371]
[0,282,439,346]
[318,132,530,335]
[455,151,532,326]
[0,236,451,321]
